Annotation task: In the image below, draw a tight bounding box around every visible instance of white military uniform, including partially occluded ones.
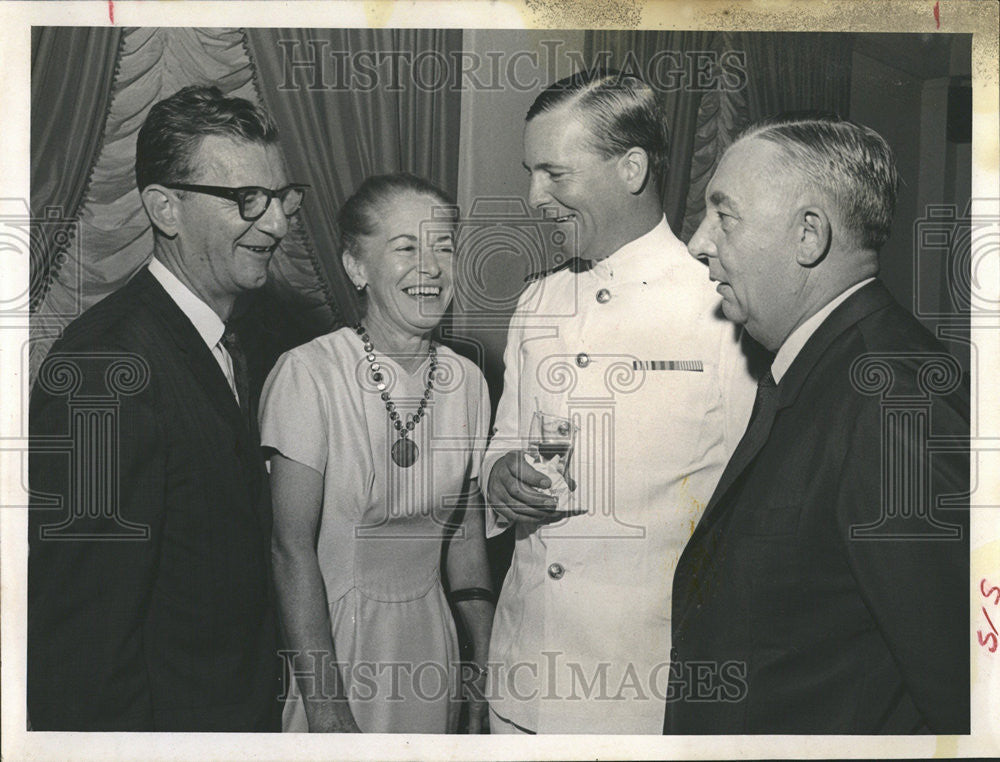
[482,217,756,733]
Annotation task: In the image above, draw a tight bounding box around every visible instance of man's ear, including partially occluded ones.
[617,147,650,195]
[342,249,367,290]
[141,185,180,238]
[795,206,832,267]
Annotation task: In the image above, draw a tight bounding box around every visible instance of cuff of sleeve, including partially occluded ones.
[480,449,511,538]
[485,505,512,538]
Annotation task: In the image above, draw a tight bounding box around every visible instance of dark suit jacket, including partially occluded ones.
[665,281,969,734]
[28,267,281,731]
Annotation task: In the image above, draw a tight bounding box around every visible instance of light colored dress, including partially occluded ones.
[260,326,490,733]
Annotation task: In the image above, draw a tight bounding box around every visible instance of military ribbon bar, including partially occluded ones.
[632,360,703,371]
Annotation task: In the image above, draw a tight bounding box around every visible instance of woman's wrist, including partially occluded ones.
[447,586,496,605]
[462,660,489,681]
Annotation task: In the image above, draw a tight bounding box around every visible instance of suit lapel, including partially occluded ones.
[688,281,897,544]
[133,269,269,533]
[676,282,896,629]
[135,269,247,435]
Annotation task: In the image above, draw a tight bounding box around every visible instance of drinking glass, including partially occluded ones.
[527,411,576,476]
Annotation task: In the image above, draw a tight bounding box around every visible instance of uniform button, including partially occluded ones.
[670,647,678,662]
[595,288,611,304]
[547,563,565,580]
[575,352,590,368]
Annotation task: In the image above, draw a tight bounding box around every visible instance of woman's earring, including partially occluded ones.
[355,282,367,292]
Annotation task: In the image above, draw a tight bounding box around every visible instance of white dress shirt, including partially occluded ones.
[481,218,757,733]
[771,278,876,383]
[147,257,239,402]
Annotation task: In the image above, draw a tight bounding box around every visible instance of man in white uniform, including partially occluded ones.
[482,69,757,733]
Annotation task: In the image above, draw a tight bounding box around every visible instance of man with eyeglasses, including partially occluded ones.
[28,85,306,731]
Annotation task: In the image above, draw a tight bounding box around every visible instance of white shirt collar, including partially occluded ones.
[147,256,226,350]
[590,215,673,278]
[771,277,876,383]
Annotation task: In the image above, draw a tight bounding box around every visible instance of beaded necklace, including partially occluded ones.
[354,323,437,468]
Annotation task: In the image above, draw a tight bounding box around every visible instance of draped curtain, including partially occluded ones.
[30,26,122,312]
[583,31,853,242]
[682,32,854,239]
[741,32,853,120]
[245,28,464,326]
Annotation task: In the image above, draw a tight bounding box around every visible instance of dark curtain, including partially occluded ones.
[30,26,122,312]
[245,28,463,326]
[682,32,854,239]
[742,32,853,121]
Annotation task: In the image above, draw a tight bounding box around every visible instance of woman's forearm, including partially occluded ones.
[445,483,495,662]
[273,545,359,731]
[270,454,359,732]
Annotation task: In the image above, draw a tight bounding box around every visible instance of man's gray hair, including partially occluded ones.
[739,115,899,252]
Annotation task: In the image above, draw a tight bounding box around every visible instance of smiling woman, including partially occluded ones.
[258,173,495,734]
[339,174,457,344]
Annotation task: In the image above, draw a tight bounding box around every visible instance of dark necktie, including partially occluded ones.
[746,369,778,432]
[710,369,779,502]
[221,326,256,438]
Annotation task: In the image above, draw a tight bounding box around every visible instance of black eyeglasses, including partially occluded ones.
[164,183,310,221]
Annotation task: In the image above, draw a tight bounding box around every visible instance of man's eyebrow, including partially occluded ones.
[388,234,417,243]
[522,161,569,172]
[708,191,738,211]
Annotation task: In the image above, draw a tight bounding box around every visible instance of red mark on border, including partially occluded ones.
[984,607,999,637]
[979,578,1000,653]
[933,1,940,29]
[980,607,999,652]
[982,577,1000,605]
[108,0,115,24]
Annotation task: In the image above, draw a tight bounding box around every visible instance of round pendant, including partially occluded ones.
[391,437,419,468]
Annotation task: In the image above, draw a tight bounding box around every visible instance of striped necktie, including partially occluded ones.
[220,326,255,437]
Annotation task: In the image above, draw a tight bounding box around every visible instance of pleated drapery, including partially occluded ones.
[682,32,853,239]
[244,28,464,325]
[30,27,122,313]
